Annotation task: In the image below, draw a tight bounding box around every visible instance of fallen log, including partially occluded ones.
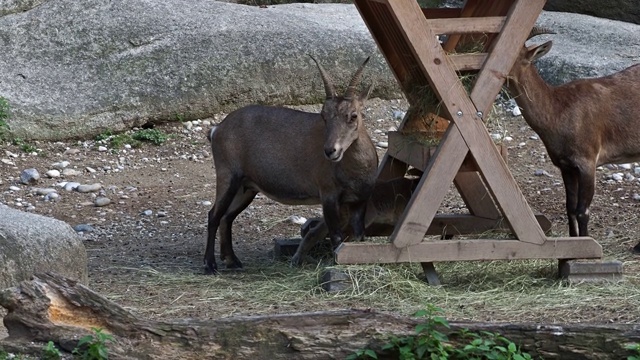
[0,273,639,359]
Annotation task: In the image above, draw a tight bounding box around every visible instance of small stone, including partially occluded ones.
[79,201,94,206]
[288,215,307,225]
[376,141,388,148]
[611,173,624,181]
[503,136,513,142]
[64,148,81,155]
[1,158,15,166]
[518,142,526,147]
[392,110,405,120]
[62,168,81,177]
[625,173,635,182]
[491,133,502,140]
[201,200,212,207]
[45,169,61,178]
[534,169,553,177]
[5,151,18,158]
[33,188,57,195]
[86,167,97,173]
[95,197,111,207]
[51,161,70,169]
[124,144,132,149]
[142,209,153,216]
[634,167,640,175]
[73,224,95,233]
[511,106,522,116]
[98,146,108,152]
[620,163,632,170]
[76,183,102,193]
[64,182,81,191]
[529,135,539,140]
[45,192,59,201]
[184,121,193,130]
[157,211,167,217]
[605,164,618,170]
[633,194,640,201]
[20,168,40,185]
[9,185,20,191]
[388,126,398,132]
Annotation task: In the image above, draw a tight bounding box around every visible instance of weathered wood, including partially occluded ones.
[0,273,638,360]
[427,16,505,35]
[335,237,603,264]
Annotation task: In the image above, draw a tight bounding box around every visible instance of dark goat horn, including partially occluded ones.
[344,57,371,99]
[528,26,556,40]
[309,54,337,99]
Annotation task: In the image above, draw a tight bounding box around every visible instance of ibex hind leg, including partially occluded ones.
[560,167,580,237]
[205,176,242,274]
[219,188,258,269]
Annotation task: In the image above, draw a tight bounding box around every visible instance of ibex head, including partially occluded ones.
[511,26,555,77]
[310,55,373,162]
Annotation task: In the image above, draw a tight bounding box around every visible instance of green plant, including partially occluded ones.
[0,347,8,360]
[626,343,640,360]
[95,130,114,142]
[72,327,115,360]
[12,138,37,153]
[131,128,168,145]
[42,341,62,360]
[348,305,534,360]
[0,97,11,141]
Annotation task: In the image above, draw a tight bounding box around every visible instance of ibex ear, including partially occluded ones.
[359,84,374,102]
[526,40,553,62]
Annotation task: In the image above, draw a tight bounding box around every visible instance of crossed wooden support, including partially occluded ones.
[335,0,602,275]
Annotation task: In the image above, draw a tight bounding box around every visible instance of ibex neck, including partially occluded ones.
[508,66,557,133]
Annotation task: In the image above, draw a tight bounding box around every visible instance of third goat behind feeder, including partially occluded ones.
[506,27,640,250]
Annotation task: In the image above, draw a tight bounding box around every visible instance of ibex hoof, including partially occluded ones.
[224,256,243,269]
[204,263,219,275]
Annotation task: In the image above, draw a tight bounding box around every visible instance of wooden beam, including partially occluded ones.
[469,0,546,113]
[448,53,487,71]
[428,16,505,35]
[335,237,603,264]
[454,171,501,219]
[384,0,547,245]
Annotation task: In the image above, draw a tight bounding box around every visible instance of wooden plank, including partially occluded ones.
[335,237,603,264]
[387,132,507,172]
[448,53,487,71]
[469,0,546,112]
[454,171,501,219]
[421,8,461,19]
[389,125,469,248]
[385,0,547,245]
[364,213,553,237]
[428,16,505,35]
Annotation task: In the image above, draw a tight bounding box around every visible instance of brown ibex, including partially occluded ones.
[506,28,640,248]
[205,56,378,274]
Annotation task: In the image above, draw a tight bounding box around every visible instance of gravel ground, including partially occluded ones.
[2,97,640,339]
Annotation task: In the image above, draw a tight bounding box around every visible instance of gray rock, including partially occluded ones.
[94,197,111,207]
[63,182,81,191]
[33,187,56,195]
[142,209,153,216]
[76,183,102,193]
[534,12,640,86]
[73,224,95,233]
[44,192,59,201]
[0,0,398,141]
[545,0,639,25]
[62,168,82,177]
[51,161,70,169]
[45,169,61,178]
[0,206,88,289]
[20,168,40,185]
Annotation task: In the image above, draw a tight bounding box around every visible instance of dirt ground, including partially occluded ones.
[2,97,640,335]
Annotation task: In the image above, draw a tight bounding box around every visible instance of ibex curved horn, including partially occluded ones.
[528,26,556,40]
[345,57,371,99]
[309,54,337,99]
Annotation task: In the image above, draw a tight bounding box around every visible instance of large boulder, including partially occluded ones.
[0,0,398,141]
[0,205,88,289]
[535,11,640,86]
[0,0,637,141]
[545,0,639,25]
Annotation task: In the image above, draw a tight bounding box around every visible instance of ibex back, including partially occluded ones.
[205,56,378,274]
[507,27,640,247]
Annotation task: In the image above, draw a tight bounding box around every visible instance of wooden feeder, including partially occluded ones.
[333,0,603,282]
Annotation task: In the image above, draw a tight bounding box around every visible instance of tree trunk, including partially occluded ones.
[0,272,638,359]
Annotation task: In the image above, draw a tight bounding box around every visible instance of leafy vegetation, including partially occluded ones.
[0,96,11,141]
[12,137,38,153]
[131,128,168,145]
[42,341,62,360]
[627,343,640,360]
[95,128,169,149]
[347,305,533,360]
[72,328,115,360]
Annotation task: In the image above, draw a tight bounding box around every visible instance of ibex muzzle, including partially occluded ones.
[205,56,378,274]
